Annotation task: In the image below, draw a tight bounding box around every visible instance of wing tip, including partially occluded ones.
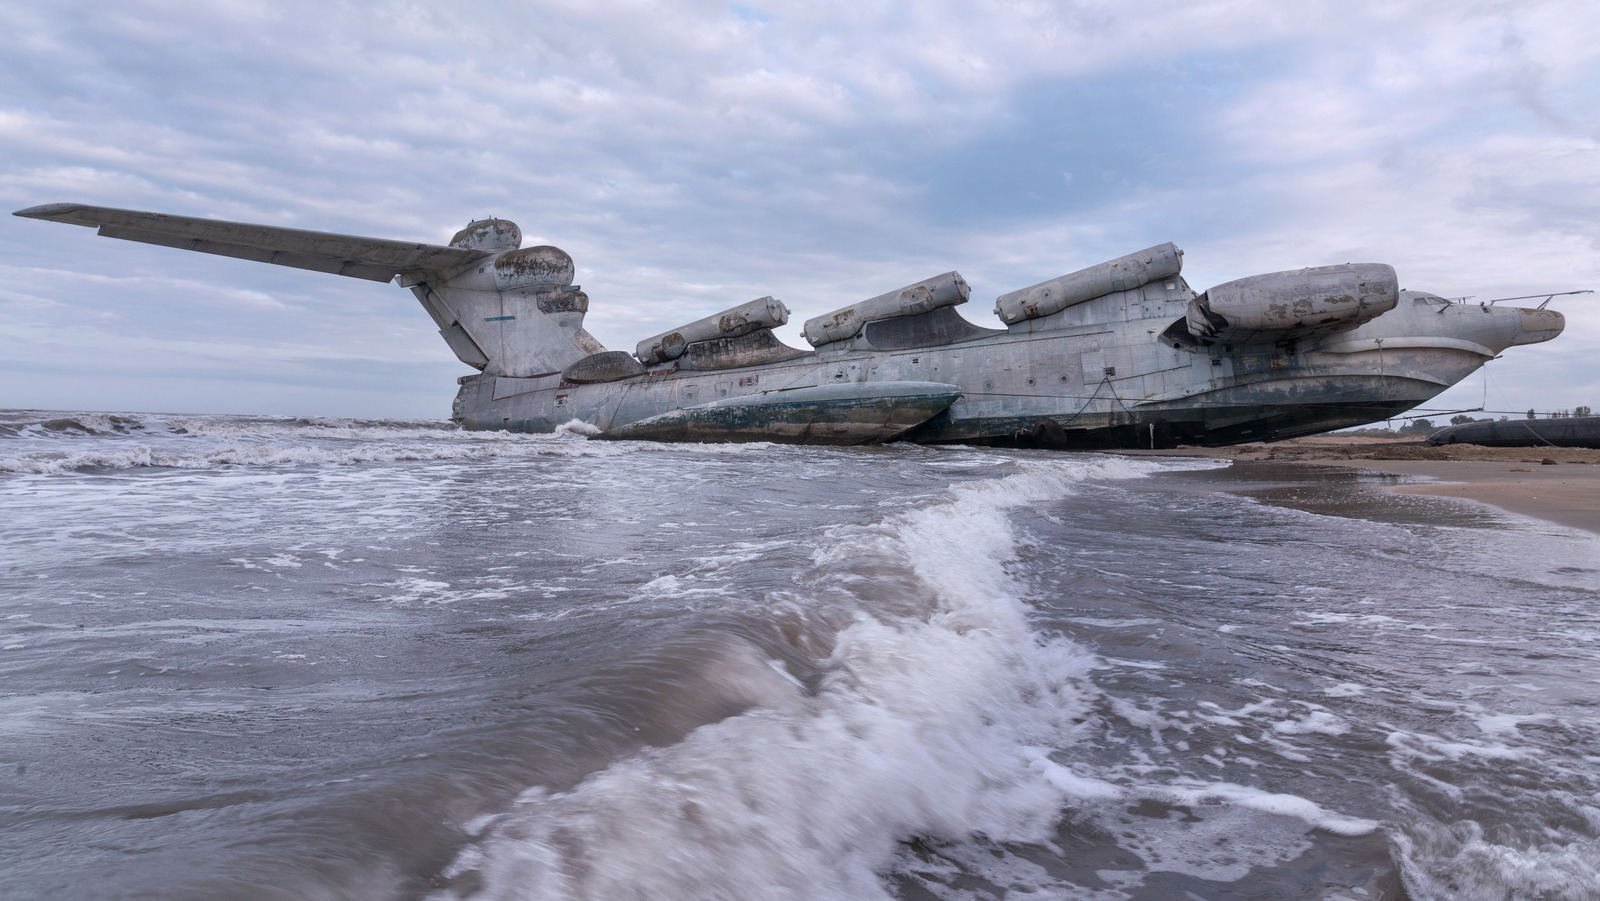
[13,203,88,221]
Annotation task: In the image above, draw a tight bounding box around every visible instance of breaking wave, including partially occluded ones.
[428,456,1267,901]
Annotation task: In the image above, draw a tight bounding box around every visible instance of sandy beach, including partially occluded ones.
[1117,438,1600,535]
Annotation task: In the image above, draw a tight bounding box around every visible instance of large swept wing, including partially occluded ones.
[13,203,487,284]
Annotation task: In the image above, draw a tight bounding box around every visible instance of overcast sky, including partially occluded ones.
[3,0,1597,420]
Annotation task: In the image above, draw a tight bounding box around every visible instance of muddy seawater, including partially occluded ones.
[2,410,1597,900]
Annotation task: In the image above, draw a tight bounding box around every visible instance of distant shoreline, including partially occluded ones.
[1114,438,1600,536]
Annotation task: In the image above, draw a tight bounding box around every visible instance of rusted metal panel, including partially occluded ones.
[449,218,521,252]
[562,351,646,384]
[535,287,588,315]
[492,246,575,291]
[677,329,809,371]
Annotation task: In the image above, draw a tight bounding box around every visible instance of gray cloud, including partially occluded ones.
[2,0,1596,417]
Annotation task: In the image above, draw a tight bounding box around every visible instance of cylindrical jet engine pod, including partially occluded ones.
[492,245,576,291]
[636,296,790,366]
[449,218,522,252]
[1185,263,1399,346]
[994,243,1183,325]
[802,271,970,347]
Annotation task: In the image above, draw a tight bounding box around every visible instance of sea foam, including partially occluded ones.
[432,458,1163,900]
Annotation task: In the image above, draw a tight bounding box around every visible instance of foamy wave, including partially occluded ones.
[0,409,812,473]
[1164,781,1377,836]
[0,410,474,441]
[169,416,492,442]
[432,457,1190,900]
[554,419,603,437]
[0,436,616,474]
[432,454,1382,900]
[1396,818,1600,901]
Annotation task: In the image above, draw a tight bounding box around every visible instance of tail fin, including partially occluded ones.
[421,235,606,377]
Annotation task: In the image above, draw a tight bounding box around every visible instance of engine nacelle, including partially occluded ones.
[803,271,969,347]
[636,296,791,365]
[995,243,1183,325]
[1186,263,1398,346]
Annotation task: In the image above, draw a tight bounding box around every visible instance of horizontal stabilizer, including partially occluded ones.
[14,203,488,284]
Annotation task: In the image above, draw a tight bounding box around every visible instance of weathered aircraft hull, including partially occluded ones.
[455,300,1553,448]
[15,203,1572,449]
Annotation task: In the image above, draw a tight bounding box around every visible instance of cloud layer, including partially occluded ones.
[3,0,1597,417]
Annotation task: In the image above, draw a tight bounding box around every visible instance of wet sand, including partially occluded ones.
[1115,440,1600,536]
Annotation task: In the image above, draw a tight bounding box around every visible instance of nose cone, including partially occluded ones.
[1415,295,1568,356]
[1511,307,1565,346]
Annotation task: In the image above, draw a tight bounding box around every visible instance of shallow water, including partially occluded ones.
[1,410,1597,900]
